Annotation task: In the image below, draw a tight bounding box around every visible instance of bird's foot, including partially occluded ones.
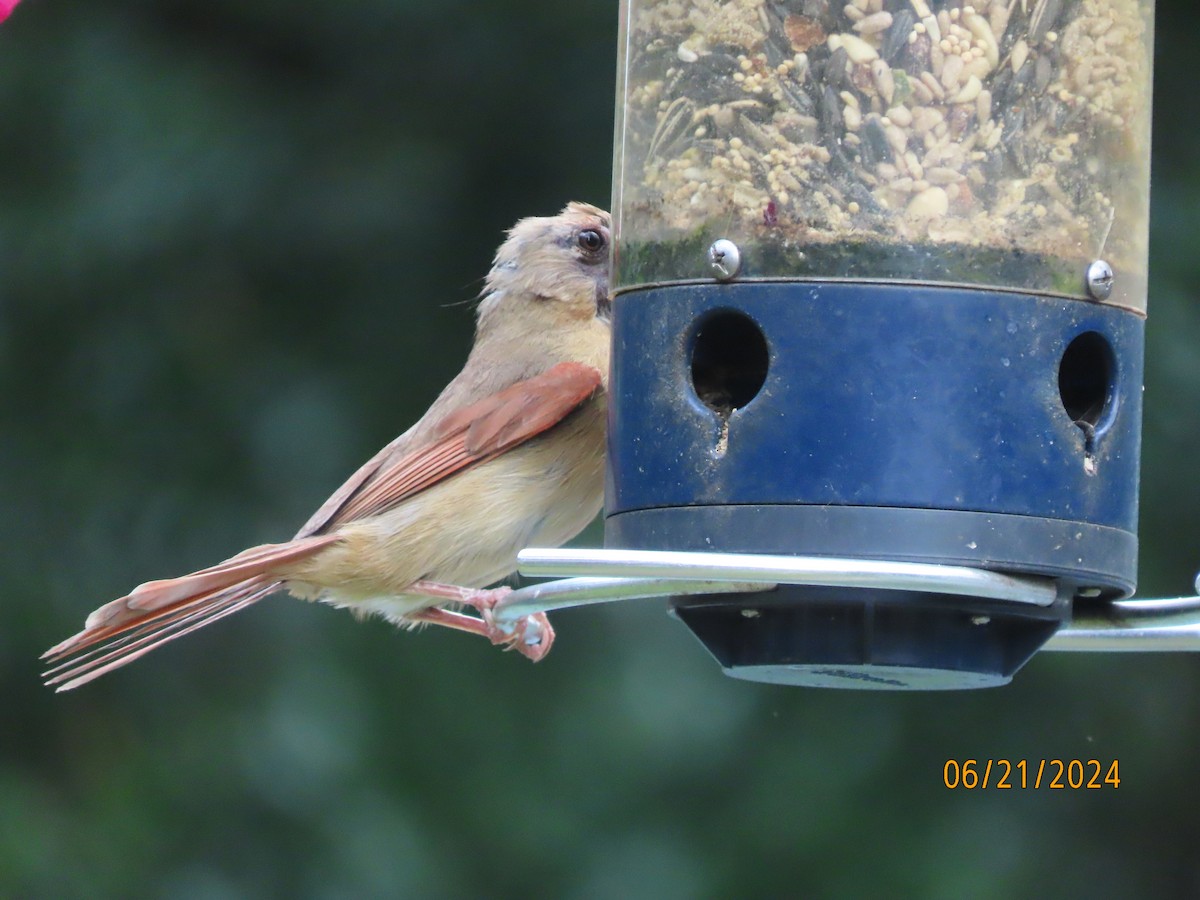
[407,581,554,661]
[482,606,556,662]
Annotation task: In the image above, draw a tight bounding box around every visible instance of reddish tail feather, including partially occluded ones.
[43,534,339,691]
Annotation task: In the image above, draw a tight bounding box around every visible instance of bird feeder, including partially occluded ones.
[495,0,1200,688]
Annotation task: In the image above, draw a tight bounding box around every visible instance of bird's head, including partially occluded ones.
[479,202,612,326]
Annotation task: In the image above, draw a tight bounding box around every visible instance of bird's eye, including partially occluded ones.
[577,229,606,253]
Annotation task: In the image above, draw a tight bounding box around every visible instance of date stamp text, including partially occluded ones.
[943,759,1120,790]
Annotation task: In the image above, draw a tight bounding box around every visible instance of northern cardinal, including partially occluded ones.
[44,202,612,690]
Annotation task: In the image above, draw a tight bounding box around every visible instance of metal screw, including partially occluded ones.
[1086,259,1114,301]
[708,239,741,281]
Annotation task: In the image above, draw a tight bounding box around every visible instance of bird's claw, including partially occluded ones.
[482,606,555,662]
[513,612,555,662]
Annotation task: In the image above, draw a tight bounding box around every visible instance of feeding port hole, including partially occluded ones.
[1058,331,1117,440]
[689,309,769,417]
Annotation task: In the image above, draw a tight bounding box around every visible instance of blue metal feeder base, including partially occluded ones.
[605,281,1144,688]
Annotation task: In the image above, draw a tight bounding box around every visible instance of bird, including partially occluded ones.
[43,201,612,691]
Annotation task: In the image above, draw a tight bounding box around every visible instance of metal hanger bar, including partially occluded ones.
[498,549,1200,651]
[1044,596,1200,651]
[1044,626,1200,652]
[516,548,1059,606]
[492,577,769,623]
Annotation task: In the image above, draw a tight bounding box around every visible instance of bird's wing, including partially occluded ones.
[298,361,603,536]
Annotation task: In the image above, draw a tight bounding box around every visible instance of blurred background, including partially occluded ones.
[2,0,1199,896]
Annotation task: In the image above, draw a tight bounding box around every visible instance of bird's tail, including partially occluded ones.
[42,534,340,691]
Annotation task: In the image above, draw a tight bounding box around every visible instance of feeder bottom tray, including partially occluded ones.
[672,584,1067,690]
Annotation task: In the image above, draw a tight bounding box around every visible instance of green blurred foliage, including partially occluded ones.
[1,0,1199,897]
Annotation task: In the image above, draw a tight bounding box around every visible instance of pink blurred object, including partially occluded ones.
[0,0,20,24]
